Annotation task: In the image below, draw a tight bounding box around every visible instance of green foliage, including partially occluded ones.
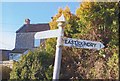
[9,49,53,80]
[46,6,80,54]
[47,2,119,79]
[75,2,119,79]
[45,38,56,54]
[76,2,119,45]
[9,2,119,80]
[106,47,119,79]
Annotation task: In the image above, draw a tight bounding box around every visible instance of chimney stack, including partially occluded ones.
[25,18,30,24]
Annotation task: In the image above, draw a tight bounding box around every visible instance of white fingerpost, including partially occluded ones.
[52,14,66,80]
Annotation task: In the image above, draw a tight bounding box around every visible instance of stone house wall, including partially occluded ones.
[15,32,36,49]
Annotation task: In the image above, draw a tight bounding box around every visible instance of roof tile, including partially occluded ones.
[16,23,50,33]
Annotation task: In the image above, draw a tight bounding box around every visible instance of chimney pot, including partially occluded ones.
[25,18,30,24]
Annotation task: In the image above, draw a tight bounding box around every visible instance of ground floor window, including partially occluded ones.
[9,53,22,61]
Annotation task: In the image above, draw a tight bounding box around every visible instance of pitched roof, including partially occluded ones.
[16,23,50,33]
[10,48,28,54]
[0,49,11,52]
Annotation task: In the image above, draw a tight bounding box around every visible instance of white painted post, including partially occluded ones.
[52,14,66,80]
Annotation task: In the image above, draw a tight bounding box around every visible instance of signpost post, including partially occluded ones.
[35,14,66,80]
[52,14,66,80]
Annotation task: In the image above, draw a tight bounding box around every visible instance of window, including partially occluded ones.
[34,39,41,47]
[9,53,22,61]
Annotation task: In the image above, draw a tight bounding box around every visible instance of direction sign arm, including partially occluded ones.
[35,29,61,39]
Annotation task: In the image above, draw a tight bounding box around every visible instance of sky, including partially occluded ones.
[0,2,80,50]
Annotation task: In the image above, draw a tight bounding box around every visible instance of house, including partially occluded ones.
[9,19,50,61]
[0,49,13,80]
[0,49,10,61]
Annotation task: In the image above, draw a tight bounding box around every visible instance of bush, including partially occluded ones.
[9,49,54,81]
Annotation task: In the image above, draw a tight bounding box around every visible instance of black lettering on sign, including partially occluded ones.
[92,43,96,47]
[65,39,68,44]
[83,41,87,46]
[68,39,71,44]
[77,41,84,47]
[87,42,91,47]
[74,41,77,46]
[65,39,97,48]
[83,41,96,47]
[71,40,74,44]
[65,39,74,45]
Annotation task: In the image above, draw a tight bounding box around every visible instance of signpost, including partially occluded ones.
[34,14,66,80]
[34,14,105,80]
[63,37,105,50]
[35,29,61,39]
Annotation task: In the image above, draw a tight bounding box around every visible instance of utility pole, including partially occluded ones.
[52,14,66,80]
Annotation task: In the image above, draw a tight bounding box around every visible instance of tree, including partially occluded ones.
[75,1,119,79]
[46,2,119,79]
[76,2,119,45]
[46,7,82,79]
